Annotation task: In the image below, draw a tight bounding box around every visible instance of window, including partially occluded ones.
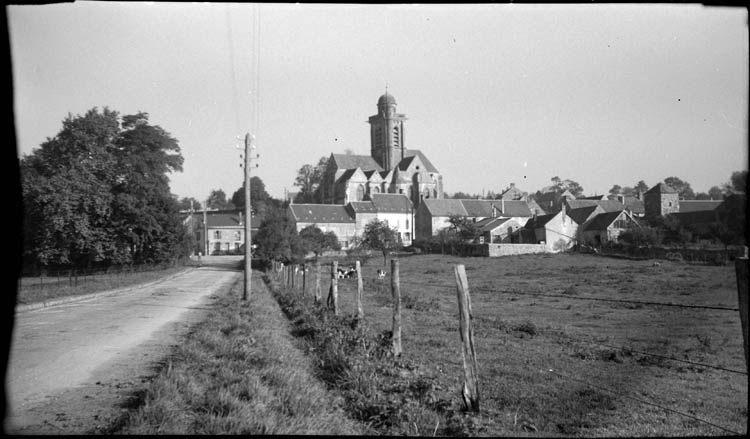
[234,231,242,241]
[235,243,241,251]
[214,230,221,239]
[406,219,409,229]
[356,184,365,201]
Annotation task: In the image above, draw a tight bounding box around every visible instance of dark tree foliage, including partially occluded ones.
[253,206,305,264]
[359,219,401,265]
[298,225,340,259]
[663,176,695,200]
[21,108,189,269]
[293,156,328,204]
[178,197,202,212]
[206,189,234,210]
[231,176,271,214]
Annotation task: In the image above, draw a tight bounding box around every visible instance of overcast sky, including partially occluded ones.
[9,2,748,201]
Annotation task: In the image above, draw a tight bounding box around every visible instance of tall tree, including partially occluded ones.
[206,189,234,210]
[633,180,649,196]
[231,176,270,213]
[724,170,747,195]
[293,156,328,203]
[298,225,340,259]
[178,197,202,212]
[21,108,188,268]
[253,206,305,264]
[360,219,401,265]
[608,185,622,197]
[663,176,695,200]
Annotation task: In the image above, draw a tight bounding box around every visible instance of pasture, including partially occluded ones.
[304,252,747,436]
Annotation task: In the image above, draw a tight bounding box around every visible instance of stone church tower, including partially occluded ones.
[368,92,407,170]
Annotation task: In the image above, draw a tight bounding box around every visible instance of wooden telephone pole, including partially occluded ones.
[243,133,257,300]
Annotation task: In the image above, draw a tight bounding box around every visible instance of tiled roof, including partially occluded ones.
[458,199,533,218]
[403,149,439,173]
[567,205,601,225]
[646,183,678,194]
[421,199,468,216]
[347,201,377,213]
[566,199,625,212]
[289,204,355,223]
[331,154,383,172]
[371,193,413,213]
[192,210,263,228]
[583,211,625,232]
[678,200,723,213]
[621,196,645,214]
[477,217,511,233]
[525,212,557,229]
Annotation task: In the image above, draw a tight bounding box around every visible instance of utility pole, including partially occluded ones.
[242,133,258,300]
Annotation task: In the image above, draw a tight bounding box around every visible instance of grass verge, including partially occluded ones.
[107,275,361,435]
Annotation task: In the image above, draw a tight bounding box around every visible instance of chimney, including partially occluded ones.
[239,211,243,225]
[501,198,505,216]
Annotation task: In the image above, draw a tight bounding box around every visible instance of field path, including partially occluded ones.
[4,256,243,434]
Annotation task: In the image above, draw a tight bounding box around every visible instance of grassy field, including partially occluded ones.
[275,252,747,436]
[16,264,197,305]
[109,276,361,435]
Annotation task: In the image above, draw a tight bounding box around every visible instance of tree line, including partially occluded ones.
[21,108,192,271]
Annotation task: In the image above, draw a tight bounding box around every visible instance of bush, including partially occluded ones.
[619,226,661,246]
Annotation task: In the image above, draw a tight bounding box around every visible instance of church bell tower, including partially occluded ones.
[368,91,407,170]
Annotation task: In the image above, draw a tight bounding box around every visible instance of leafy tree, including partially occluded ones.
[359,219,401,265]
[293,156,328,204]
[723,170,747,195]
[447,214,481,241]
[21,108,188,268]
[633,180,649,196]
[299,225,341,259]
[206,189,234,210]
[608,185,622,197]
[619,226,661,246]
[663,176,695,200]
[231,176,270,214]
[253,206,305,264]
[178,197,202,211]
[450,191,479,199]
[708,186,724,200]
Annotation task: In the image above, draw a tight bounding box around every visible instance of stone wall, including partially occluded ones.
[459,243,548,257]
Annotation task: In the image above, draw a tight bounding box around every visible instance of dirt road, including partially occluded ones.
[4,256,243,434]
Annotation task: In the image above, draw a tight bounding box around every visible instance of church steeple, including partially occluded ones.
[369,90,407,170]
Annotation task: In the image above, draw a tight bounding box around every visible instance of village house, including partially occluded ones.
[564,197,626,213]
[184,209,262,256]
[521,204,578,252]
[579,210,640,247]
[415,198,535,239]
[346,193,414,246]
[474,217,525,244]
[287,204,357,249]
[643,183,726,232]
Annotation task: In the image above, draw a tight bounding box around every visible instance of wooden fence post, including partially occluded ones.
[328,261,338,315]
[454,264,479,412]
[736,247,749,372]
[391,259,402,356]
[356,260,364,319]
[291,264,296,290]
[315,261,322,303]
[302,263,307,296]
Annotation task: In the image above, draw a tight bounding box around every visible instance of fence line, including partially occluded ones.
[397,280,740,312]
[265,259,746,435]
[544,367,743,435]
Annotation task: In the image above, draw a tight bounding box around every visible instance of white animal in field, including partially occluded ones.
[377,269,386,279]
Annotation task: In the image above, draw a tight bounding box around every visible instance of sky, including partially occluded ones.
[9,2,749,202]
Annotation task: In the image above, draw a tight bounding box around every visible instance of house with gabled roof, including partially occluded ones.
[474,217,525,244]
[580,210,640,246]
[522,204,578,252]
[287,204,357,249]
[319,92,444,207]
[184,209,262,256]
[414,198,535,239]
[564,198,626,213]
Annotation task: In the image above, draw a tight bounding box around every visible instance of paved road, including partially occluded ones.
[4,256,243,433]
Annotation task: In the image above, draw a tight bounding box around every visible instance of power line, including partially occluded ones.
[544,367,744,436]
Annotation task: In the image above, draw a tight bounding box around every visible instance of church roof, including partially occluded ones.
[331,154,383,172]
[378,92,396,106]
[403,149,439,173]
[289,204,355,223]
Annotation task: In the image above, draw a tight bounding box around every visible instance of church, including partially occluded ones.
[317,92,444,207]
